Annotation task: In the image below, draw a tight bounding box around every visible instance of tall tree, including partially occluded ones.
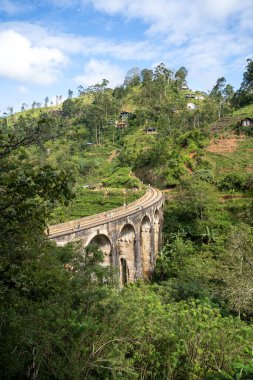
[44,96,49,107]
[223,83,234,101]
[218,223,253,318]
[210,77,227,119]
[7,107,13,115]
[241,58,253,91]
[68,89,73,99]
[175,66,188,88]
[21,103,28,112]
[153,63,173,101]
[77,85,85,96]
[141,68,153,84]
[124,67,141,88]
[232,58,253,108]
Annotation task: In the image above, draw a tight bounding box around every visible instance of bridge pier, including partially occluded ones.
[134,235,143,280]
[150,224,156,275]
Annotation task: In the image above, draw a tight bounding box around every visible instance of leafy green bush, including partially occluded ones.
[219,173,245,190]
[194,169,215,183]
[102,167,141,188]
[176,129,209,149]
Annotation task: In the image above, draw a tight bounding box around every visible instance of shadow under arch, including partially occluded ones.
[87,233,112,267]
[154,208,160,222]
[117,223,136,284]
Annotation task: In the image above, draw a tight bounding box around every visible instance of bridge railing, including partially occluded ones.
[48,187,162,237]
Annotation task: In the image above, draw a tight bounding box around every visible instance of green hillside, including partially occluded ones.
[3,60,253,379]
[233,103,253,117]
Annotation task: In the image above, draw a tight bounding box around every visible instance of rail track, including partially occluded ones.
[48,187,163,239]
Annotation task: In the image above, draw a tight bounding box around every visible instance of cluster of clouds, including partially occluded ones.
[0,29,66,84]
[85,0,252,34]
[0,21,159,87]
[75,59,125,88]
[84,0,253,88]
[0,0,252,91]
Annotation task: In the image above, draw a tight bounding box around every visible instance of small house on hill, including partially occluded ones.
[119,111,136,121]
[120,111,129,121]
[187,102,197,110]
[239,117,253,127]
[185,94,196,99]
[146,127,157,134]
[120,111,129,117]
[116,120,127,129]
[195,95,205,100]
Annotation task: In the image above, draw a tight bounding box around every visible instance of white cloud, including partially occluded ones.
[7,22,158,61]
[0,29,67,84]
[83,0,253,90]
[51,36,157,60]
[85,0,253,37]
[75,59,124,87]
[1,0,252,91]
[0,21,159,61]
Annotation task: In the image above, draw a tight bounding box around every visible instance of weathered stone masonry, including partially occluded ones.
[48,188,164,284]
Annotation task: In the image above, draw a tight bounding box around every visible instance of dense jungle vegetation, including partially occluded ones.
[1,59,253,379]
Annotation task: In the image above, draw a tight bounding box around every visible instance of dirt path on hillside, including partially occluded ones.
[206,136,245,154]
[219,194,253,203]
[163,189,176,201]
[108,150,118,162]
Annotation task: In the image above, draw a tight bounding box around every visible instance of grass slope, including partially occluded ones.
[205,137,253,178]
[50,187,145,224]
[233,103,253,117]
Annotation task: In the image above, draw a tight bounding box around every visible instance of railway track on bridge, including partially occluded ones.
[48,187,163,239]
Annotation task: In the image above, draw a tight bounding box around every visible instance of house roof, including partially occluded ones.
[187,102,197,109]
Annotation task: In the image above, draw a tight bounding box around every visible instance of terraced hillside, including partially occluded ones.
[205,136,253,177]
[209,116,242,135]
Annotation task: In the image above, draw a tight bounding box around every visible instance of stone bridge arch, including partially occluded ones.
[117,223,137,285]
[48,187,164,284]
[86,233,112,267]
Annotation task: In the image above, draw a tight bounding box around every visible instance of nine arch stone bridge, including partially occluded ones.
[48,187,164,285]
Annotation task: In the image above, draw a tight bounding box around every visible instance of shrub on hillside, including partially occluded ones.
[219,173,246,191]
[102,167,141,188]
[176,129,209,150]
[193,169,215,183]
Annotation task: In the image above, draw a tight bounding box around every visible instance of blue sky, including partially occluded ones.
[0,0,252,113]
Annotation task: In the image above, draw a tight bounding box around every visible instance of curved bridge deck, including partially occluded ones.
[49,187,164,283]
[48,187,163,238]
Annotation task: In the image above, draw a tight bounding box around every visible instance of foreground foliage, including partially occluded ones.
[1,136,252,380]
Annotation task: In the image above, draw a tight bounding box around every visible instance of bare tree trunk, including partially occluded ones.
[218,101,222,120]
[27,347,39,380]
[96,125,98,145]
